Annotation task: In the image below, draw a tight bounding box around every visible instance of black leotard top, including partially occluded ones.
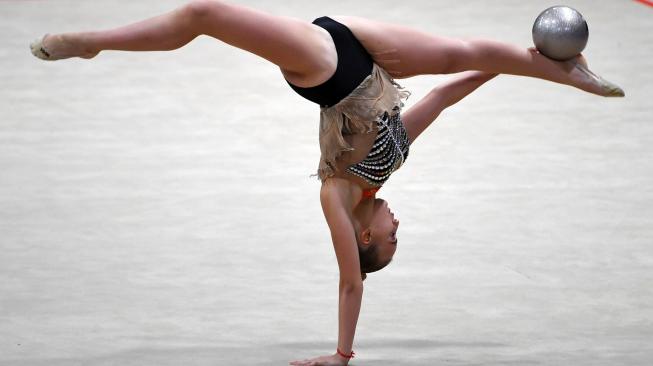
[286,16,374,108]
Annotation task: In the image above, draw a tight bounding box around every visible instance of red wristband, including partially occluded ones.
[336,348,355,359]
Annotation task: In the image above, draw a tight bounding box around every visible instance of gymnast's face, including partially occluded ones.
[367,198,399,262]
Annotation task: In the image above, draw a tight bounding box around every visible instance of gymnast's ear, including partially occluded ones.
[359,228,372,246]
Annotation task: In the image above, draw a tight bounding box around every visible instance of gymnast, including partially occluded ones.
[30,1,624,365]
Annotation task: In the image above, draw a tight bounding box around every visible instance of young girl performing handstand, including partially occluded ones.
[30,1,624,365]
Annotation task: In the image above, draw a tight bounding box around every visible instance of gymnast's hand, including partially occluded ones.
[289,353,349,366]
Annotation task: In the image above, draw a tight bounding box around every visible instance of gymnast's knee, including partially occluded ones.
[182,0,224,20]
[438,38,476,74]
[451,38,506,72]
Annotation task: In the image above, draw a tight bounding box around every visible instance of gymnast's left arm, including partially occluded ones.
[402,71,498,142]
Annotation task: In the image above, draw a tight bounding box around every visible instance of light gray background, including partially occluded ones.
[1,0,651,365]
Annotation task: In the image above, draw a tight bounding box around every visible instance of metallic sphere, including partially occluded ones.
[532,6,589,61]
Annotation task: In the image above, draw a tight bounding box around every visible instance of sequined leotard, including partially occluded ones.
[347,112,410,187]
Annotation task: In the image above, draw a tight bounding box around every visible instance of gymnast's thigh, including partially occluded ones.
[191,1,337,85]
[331,15,469,78]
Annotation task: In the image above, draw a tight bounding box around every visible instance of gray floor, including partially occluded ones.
[1,0,652,365]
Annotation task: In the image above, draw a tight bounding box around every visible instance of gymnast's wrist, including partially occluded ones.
[335,348,355,364]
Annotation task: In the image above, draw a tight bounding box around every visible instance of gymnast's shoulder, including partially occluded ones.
[319,177,361,213]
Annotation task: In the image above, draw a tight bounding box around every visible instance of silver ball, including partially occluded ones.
[532,6,589,61]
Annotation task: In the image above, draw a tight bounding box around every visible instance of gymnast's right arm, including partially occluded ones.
[320,179,363,362]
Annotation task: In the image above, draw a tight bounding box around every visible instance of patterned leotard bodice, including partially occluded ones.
[347,111,410,187]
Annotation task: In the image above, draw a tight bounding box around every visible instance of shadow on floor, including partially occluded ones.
[1,338,521,366]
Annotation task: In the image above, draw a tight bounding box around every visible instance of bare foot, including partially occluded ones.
[30,33,99,61]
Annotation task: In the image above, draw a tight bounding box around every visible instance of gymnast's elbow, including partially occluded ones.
[339,279,364,293]
[427,86,451,107]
